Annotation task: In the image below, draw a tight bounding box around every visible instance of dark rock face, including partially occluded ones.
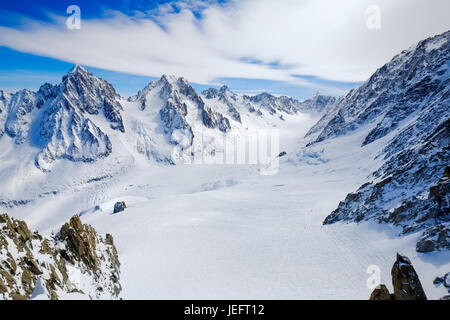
[391,254,427,300]
[218,86,242,123]
[36,66,123,169]
[4,89,35,144]
[433,272,450,297]
[0,213,121,300]
[202,86,242,123]
[202,88,219,99]
[0,91,8,137]
[202,107,231,133]
[320,31,450,252]
[369,253,427,300]
[416,224,450,252]
[131,75,205,149]
[159,99,194,146]
[62,65,124,131]
[113,202,127,214]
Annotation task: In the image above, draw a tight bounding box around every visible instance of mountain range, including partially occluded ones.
[0,29,449,300]
[0,66,336,171]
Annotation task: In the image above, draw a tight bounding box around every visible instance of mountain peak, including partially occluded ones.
[68,64,90,75]
[159,74,188,86]
[160,74,176,82]
[219,85,230,92]
[62,64,98,86]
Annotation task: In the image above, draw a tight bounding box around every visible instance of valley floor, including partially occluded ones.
[5,117,449,300]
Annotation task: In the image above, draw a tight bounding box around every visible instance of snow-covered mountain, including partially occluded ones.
[0,65,125,172]
[0,67,331,206]
[125,74,334,164]
[304,30,450,252]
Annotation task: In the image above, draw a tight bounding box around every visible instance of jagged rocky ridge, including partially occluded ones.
[1,65,335,170]
[0,213,121,300]
[316,30,450,252]
[243,91,336,116]
[369,253,427,300]
[128,74,336,161]
[202,85,336,118]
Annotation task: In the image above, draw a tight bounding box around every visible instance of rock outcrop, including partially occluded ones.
[0,213,121,300]
[391,253,427,300]
[369,253,427,300]
[433,272,450,299]
[416,224,450,253]
[369,284,392,300]
[202,106,231,133]
[113,202,127,214]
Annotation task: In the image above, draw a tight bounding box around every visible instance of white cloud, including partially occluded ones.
[0,0,448,87]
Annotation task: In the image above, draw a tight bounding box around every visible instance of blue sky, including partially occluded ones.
[0,0,448,99]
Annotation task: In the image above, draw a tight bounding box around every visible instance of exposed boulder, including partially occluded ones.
[416,224,450,252]
[369,253,427,300]
[369,284,392,300]
[0,213,121,300]
[202,107,231,133]
[113,202,127,214]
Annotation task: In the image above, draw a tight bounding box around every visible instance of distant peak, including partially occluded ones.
[160,74,180,84]
[219,85,229,92]
[257,92,272,98]
[219,85,236,96]
[63,64,97,83]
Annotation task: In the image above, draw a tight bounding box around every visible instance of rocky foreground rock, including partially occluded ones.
[370,253,427,300]
[0,213,121,300]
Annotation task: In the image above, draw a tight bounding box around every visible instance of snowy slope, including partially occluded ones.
[6,118,448,300]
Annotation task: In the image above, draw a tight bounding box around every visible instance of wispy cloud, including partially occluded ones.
[0,0,448,92]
